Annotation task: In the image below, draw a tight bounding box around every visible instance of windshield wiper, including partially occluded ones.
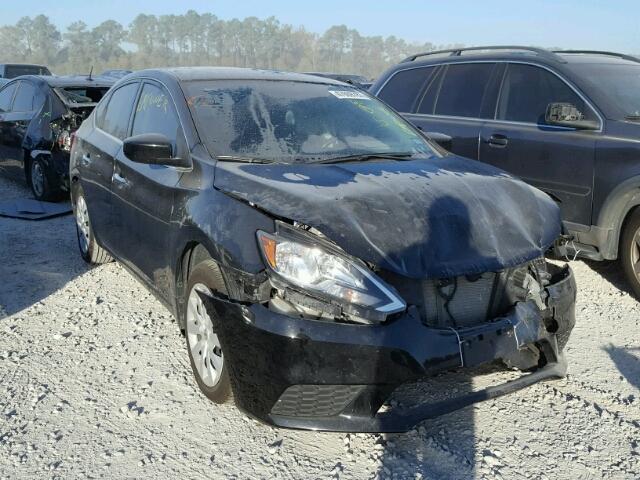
[625,115,640,122]
[312,151,415,164]
[216,155,275,164]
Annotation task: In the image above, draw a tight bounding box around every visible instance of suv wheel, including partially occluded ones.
[620,208,640,298]
[72,185,113,265]
[184,259,232,404]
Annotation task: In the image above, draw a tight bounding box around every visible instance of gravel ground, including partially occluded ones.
[0,174,638,479]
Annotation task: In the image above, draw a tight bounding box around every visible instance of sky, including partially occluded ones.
[3,0,639,53]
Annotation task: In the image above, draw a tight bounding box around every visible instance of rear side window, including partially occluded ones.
[497,64,593,124]
[377,67,435,113]
[131,83,180,150]
[100,82,139,140]
[0,82,17,112]
[434,63,495,118]
[12,81,36,112]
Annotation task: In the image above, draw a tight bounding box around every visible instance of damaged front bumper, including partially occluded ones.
[201,264,576,433]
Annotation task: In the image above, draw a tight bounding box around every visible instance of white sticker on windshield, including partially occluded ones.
[329,90,370,100]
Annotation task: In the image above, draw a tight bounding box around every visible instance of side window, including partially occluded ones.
[131,83,180,150]
[377,67,435,113]
[0,82,18,112]
[497,64,594,124]
[417,68,444,114]
[100,82,139,140]
[434,63,495,118]
[12,81,36,112]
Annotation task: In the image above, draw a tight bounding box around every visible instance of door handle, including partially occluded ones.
[112,171,130,188]
[487,134,508,147]
[81,154,91,166]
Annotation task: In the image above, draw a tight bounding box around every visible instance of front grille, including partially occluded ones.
[380,262,540,328]
[422,273,496,327]
[271,385,364,417]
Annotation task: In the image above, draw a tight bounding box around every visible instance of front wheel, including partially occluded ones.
[72,185,113,265]
[620,208,640,299]
[184,259,232,404]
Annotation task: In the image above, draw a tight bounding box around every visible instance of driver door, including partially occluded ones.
[110,81,187,301]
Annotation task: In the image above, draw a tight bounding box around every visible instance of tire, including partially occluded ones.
[28,156,61,202]
[183,259,232,404]
[71,184,113,265]
[620,207,640,299]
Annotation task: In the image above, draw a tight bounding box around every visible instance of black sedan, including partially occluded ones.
[0,75,114,200]
[70,67,576,432]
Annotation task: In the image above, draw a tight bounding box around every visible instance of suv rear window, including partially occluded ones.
[434,63,494,118]
[377,67,435,113]
[5,65,51,78]
[497,64,593,124]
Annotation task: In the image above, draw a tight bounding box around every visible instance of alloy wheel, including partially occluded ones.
[186,283,224,387]
[31,161,45,198]
[75,195,90,255]
[631,226,640,282]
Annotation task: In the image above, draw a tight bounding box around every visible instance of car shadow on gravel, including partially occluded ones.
[0,179,86,317]
[603,344,640,391]
[375,369,478,479]
[581,259,636,297]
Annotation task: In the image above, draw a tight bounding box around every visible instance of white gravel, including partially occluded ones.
[0,174,638,479]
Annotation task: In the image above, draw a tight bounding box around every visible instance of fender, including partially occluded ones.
[169,187,276,324]
[595,175,640,259]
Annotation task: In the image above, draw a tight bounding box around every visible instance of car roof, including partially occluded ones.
[13,75,115,88]
[128,66,346,85]
[0,63,48,68]
[392,47,640,70]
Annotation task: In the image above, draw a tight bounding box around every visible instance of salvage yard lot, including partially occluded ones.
[0,175,638,479]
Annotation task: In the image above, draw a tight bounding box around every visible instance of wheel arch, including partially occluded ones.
[174,239,226,330]
[596,175,640,259]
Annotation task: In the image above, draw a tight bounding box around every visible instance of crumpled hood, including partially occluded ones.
[214,155,561,279]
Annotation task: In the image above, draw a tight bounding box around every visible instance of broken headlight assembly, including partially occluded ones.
[256,223,406,323]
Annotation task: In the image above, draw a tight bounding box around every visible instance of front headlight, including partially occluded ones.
[257,225,405,320]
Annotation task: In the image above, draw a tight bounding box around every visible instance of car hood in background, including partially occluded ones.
[214,155,561,279]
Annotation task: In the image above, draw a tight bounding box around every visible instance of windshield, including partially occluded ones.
[56,86,110,104]
[571,63,640,118]
[184,80,436,163]
[5,65,51,78]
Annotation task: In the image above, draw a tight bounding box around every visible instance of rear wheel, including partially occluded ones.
[184,259,232,404]
[72,185,113,265]
[28,157,59,201]
[620,208,640,299]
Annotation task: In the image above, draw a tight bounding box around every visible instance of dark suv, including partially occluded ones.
[70,67,576,432]
[372,46,640,297]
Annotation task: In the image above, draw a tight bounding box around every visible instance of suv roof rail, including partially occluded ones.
[553,50,640,63]
[402,46,565,63]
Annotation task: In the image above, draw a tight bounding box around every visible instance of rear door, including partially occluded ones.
[80,81,140,247]
[479,63,599,225]
[0,81,21,179]
[5,80,38,178]
[109,81,187,299]
[403,62,500,160]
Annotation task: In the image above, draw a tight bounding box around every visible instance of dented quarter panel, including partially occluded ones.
[213,155,561,279]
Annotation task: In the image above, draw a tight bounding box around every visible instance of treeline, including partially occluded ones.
[0,12,461,78]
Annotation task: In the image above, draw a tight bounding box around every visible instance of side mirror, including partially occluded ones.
[123,133,188,167]
[545,103,599,130]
